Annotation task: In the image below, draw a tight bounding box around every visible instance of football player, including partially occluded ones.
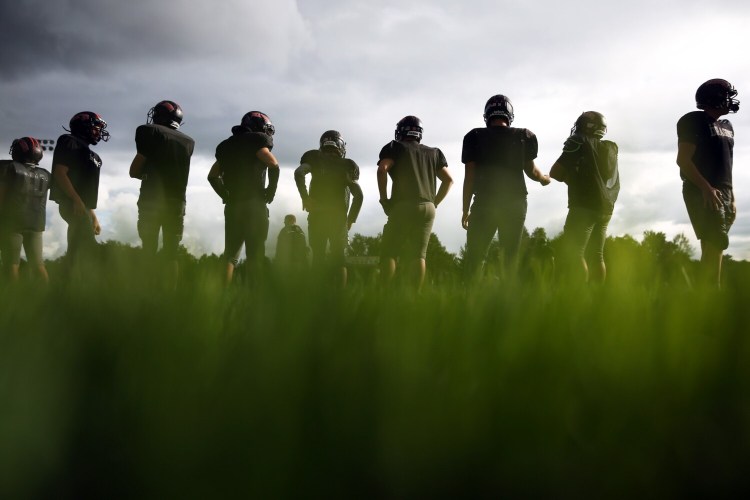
[129,100,195,288]
[377,116,453,291]
[49,111,109,277]
[549,111,619,284]
[461,95,550,283]
[0,137,51,283]
[676,79,740,288]
[294,130,363,287]
[208,111,280,285]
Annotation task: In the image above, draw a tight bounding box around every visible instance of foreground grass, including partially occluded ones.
[2,259,750,498]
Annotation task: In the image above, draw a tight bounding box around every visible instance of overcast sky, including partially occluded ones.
[2,0,749,260]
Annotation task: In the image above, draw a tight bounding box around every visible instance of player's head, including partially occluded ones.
[284,214,296,225]
[240,111,275,136]
[484,95,514,126]
[696,79,740,113]
[319,130,346,157]
[573,111,607,138]
[148,100,184,129]
[9,137,43,164]
[395,115,423,142]
[68,111,110,145]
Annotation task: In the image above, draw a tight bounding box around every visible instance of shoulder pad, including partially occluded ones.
[562,135,584,153]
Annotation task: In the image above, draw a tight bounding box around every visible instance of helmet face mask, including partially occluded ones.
[395,115,423,142]
[240,111,275,136]
[484,95,514,126]
[148,100,184,129]
[9,137,43,164]
[319,130,346,157]
[573,111,607,138]
[68,111,110,145]
[696,79,740,113]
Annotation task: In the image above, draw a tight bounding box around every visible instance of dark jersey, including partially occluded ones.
[379,140,447,203]
[1,161,51,232]
[297,150,360,213]
[677,111,734,190]
[275,224,308,266]
[135,123,195,204]
[555,134,619,214]
[215,129,273,203]
[49,133,102,208]
[461,126,538,201]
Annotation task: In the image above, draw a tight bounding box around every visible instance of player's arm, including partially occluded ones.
[207,161,230,202]
[377,158,393,214]
[129,153,146,179]
[294,163,312,210]
[434,166,453,208]
[257,147,280,203]
[676,141,723,210]
[52,163,88,216]
[523,159,550,185]
[462,161,475,229]
[549,161,568,183]
[347,179,364,230]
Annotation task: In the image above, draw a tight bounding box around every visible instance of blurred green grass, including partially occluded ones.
[2,253,750,498]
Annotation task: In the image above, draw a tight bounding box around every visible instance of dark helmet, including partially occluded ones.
[9,137,43,164]
[240,111,275,136]
[573,111,607,138]
[696,79,740,113]
[68,111,110,144]
[148,100,184,129]
[319,130,346,157]
[395,115,423,142]
[484,94,514,125]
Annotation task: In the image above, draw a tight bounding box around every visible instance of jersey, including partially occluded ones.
[297,150,360,214]
[379,140,447,203]
[677,111,734,190]
[461,126,538,202]
[215,128,273,203]
[135,123,195,204]
[555,134,619,214]
[49,133,102,209]
[1,161,51,232]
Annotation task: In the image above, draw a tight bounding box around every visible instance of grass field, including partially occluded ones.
[2,251,750,498]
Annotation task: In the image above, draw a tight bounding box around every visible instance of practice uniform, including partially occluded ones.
[554,133,619,262]
[215,127,274,265]
[0,161,51,267]
[49,133,102,261]
[677,111,735,250]
[134,123,195,258]
[295,149,363,266]
[462,126,537,272]
[379,140,447,260]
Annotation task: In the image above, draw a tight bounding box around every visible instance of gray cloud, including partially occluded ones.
[2,0,750,259]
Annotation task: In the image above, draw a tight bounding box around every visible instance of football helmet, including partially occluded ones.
[319,130,346,157]
[68,111,110,144]
[696,79,740,113]
[9,137,43,164]
[484,95,514,125]
[572,111,607,138]
[148,100,184,129]
[240,111,275,136]
[395,115,423,142]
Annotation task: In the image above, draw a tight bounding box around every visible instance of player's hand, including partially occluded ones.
[462,211,470,230]
[347,220,354,231]
[92,214,101,236]
[702,187,723,211]
[304,198,316,212]
[379,199,392,216]
[540,174,551,186]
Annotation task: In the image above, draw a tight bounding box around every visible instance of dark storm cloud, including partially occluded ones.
[0,0,310,80]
